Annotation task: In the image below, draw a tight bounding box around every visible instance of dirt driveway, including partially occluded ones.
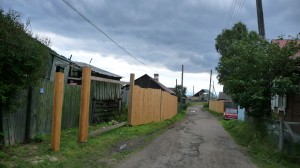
[115,106,256,168]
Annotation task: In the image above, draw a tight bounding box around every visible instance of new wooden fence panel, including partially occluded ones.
[161,92,178,120]
[153,89,162,122]
[209,100,225,113]
[130,85,177,126]
[131,86,143,126]
[143,89,153,124]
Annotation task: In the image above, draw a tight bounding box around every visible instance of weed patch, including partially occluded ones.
[221,119,300,168]
[0,110,186,168]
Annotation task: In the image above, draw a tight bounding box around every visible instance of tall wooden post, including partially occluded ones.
[128,73,135,125]
[256,0,265,39]
[208,69,212,105]
[78,66,91,143]
[51,66,65,151]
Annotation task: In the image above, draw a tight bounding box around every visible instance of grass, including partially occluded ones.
[0,110,187,168]
[203,105,300,168]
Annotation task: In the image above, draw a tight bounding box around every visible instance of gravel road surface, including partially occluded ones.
[115,106,256,168]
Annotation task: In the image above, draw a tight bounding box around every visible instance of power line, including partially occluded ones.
[62,0,153,69]
[226,0,238,29]
[62,0,179,78]
[235,0,246,23]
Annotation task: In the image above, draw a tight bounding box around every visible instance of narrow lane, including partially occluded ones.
[115,106,256,168]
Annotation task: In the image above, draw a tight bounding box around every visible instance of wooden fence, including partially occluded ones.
[0,79,122,145]
[128,85,178,126]
[209,100,225,113]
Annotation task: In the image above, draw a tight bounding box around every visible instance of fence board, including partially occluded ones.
[62,85,81,129]
[209,100,225,113]
[153,89,162,122]
[130,85,177,126]
[1,78,122,145]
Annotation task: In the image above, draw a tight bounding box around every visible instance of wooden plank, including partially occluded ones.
[128,74,135,125]
[89,122,127,138]
[91,76,128,85]
[153,89,162,122]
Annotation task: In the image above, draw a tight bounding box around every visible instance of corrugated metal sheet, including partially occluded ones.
[72,61,122,79]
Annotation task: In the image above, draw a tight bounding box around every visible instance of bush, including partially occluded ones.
[0,9,50,105]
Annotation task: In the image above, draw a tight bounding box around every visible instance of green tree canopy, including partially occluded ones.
[215,22,300,118]
[175,85,187,102]
[0,9,50,105]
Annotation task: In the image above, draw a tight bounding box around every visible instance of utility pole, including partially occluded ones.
[256,0,265,39]
[208,69,212,105]
[180,65,184,109]
[176,79,177,92]
[193,85,194,96]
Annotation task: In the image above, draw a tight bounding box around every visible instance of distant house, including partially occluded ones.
[121,74,175,106]
[134,74,175,95]
[218,92,231,100]
[271,39,300,134]
[192,89,216,101]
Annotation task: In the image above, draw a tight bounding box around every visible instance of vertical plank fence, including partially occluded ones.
[128,74,178,126]
[209,100,225,113]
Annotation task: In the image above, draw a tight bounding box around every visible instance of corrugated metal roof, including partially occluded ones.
[72,61,122,79]
[218,92,231,100]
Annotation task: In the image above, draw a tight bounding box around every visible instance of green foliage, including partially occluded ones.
[0,9,50,105]
[0,110,187,167]
[215,22,300,118]
[222,120,300,168]
[175,85,187,102]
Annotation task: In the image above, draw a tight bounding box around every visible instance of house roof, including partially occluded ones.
[71,61,122,79]
[218,92,231,100]
[271,39,300,58]
[135,74,175,95]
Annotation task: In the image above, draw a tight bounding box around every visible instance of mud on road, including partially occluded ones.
[115,106,256,168]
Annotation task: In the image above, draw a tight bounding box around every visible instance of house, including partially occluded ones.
[192,89,216,101]
[121,74,175,106]
[47,51,70,83]
[47,52,124,123]
[271,39,300,134]
[134,74,175,95]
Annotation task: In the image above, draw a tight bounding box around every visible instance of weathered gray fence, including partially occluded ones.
[0,79,122,145]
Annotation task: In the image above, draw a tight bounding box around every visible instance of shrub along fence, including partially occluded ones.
[128,74,178,126]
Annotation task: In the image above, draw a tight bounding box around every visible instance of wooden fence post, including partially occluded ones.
[128,73,135,125]
[78,66,91,143]
[51,66,65,151]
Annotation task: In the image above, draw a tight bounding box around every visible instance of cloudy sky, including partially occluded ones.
[1,0,299,96]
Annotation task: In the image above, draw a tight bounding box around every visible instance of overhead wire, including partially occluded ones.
[235,0,246,23]
[225,0,238,29]
[62,0,180,78]
[62,0,152,69]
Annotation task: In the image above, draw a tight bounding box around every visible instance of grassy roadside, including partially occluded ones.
[0,109,187,168]
[202,103,299,168]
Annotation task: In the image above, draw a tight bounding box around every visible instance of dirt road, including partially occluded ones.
[115,106,256,168]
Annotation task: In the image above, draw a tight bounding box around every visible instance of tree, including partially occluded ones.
[175,85,187,102]
[215,22,300,119]
[0,9,50,105]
